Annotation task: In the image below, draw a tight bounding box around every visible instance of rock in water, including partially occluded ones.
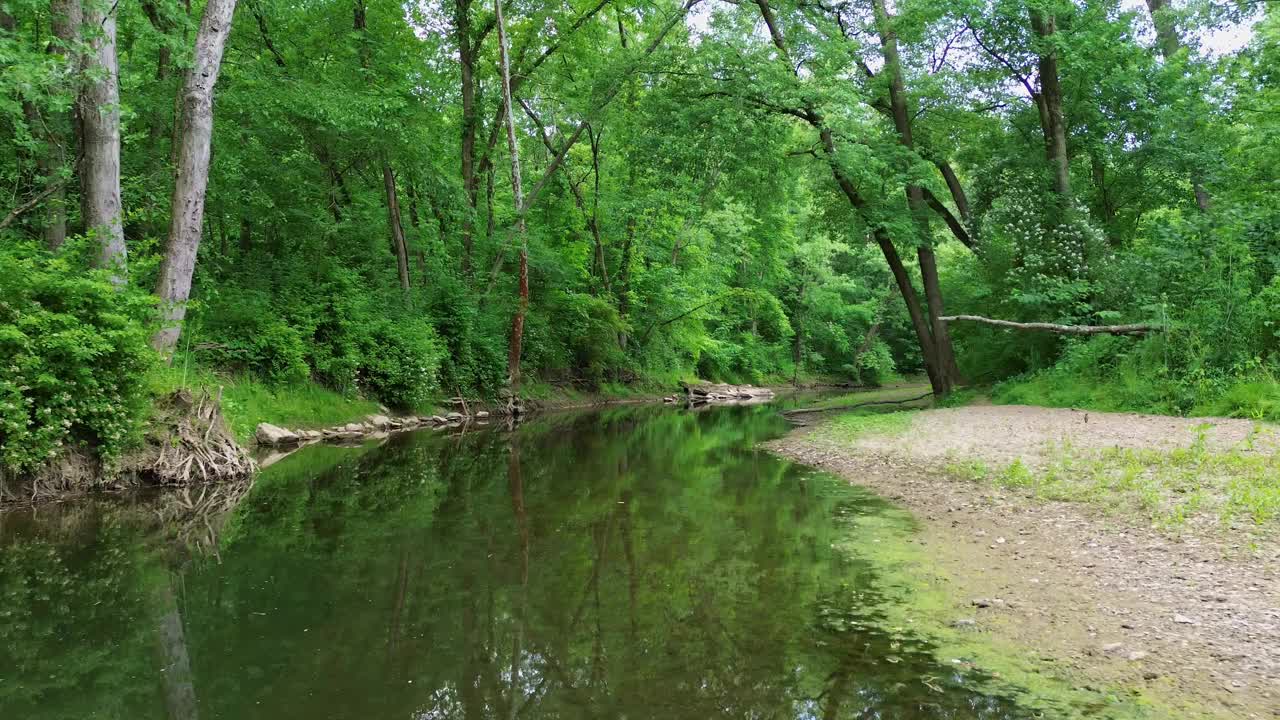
[256,422,298,445]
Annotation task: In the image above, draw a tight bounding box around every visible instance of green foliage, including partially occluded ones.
[356,318,445,410]
[0,242,155,472]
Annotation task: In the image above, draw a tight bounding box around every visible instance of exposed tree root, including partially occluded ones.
[144,388,257,485]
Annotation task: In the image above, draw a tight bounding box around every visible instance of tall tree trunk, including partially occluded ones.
[44,0,80,249]
[1030,9,1071,199]
[456,0,478,277]
[151,0,238,354]
[617,216,634,351]
[382,161,412,297]
[1142,0,1211,211]
[79,0,128,285]
[495,0,529,391]
[872,0,958,392]
[0,3,63,245]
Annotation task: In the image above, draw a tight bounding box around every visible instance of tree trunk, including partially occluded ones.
[935,161,970,225]
[617,216,634,351]
[872,0,959,392]
[151,0,239,354]
[495,0,529,391]
[11,0,79,250]
[238,217,252,253]
[382,161,412,297]
[1030,9,1071,199]
[940,314,1158,335]
[456,0,478,277]
[41,0,80,249]
[79,0,128,285]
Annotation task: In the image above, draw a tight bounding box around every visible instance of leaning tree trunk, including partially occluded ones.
[79,0,128,285]
[753,0,947,395]
[151,0,239,354]
[872,0,959,393]
[382,161,412,298]
[495,0,529,392]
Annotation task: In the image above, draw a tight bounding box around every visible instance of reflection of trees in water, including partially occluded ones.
[5,407,1061,720]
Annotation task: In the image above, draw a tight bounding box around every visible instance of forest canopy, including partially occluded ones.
[1,0,1278,470]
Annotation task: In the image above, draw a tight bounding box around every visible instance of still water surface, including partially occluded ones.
[2,402,1115,719]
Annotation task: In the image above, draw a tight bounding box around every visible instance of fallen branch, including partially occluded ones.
[940,315,1159,336]
[784,391,935,416]
[0,177,68,230]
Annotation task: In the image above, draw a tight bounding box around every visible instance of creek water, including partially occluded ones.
[1,401,1114,719]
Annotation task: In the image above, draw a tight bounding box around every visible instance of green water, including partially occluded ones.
[1,403,1121,719]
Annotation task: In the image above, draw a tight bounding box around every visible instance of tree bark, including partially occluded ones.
[151,0,239,353]
[79,0,128,285]
[383,162,412,297]
[45,0,80,249]
[1030,9,1071,199]
[871,0,959,392]
[456,0,478,277]
[495,0,529,391]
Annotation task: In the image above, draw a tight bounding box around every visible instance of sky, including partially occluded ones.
[685,0,1261,57]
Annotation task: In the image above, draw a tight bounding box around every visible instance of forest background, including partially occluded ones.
[1,0,1277,473]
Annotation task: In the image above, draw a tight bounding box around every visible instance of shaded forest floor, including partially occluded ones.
[766,404,1280,719]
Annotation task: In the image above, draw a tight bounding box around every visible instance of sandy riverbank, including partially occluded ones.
[766,405,1280,719]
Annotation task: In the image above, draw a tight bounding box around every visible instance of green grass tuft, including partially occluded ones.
[148,362,381,443]
[817,409,916,443]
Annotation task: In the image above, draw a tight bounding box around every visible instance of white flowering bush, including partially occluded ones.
[981,184,1109,322]
[0,244,154,473]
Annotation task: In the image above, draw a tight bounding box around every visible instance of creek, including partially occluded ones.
[1,400,1114,719]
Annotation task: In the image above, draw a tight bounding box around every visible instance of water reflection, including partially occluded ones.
[4,404,1096,719]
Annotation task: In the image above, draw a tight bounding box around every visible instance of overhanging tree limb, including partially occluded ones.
[940,315,1160,335]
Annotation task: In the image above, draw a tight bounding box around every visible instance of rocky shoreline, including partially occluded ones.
[254,409,491,447]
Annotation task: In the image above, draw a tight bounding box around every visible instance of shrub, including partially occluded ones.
[194,289,310,385]
[0,242,155,473]
[357,318,445,410]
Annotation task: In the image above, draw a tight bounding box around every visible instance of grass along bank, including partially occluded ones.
[148,364,383,445]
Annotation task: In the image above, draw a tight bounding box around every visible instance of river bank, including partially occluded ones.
[765,404,1280,719]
